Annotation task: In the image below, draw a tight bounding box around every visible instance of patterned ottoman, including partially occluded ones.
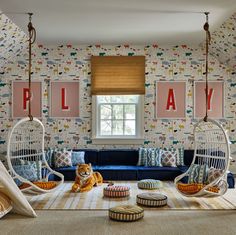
[137,179,163,190]
[103,185,130,198]
[136,193,168,207]
[109,205,144,222]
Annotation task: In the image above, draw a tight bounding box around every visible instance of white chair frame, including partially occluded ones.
[7,117,64,194]
[175,118,230,197]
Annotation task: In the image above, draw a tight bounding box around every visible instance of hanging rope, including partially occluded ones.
[203,12,211,122]
[27,13,36,121]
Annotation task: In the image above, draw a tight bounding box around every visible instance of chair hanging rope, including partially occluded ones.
[27,13,36,121]
[203,12,211,122]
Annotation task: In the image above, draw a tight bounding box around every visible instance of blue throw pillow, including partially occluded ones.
[13,162,38,182]
[71,151,85,166]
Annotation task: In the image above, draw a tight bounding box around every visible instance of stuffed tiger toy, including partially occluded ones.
[71,163,103,192]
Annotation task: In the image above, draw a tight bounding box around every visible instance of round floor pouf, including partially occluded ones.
[136,193,168,207]
[137,179,163,190]
[109,205,144,222]
[103,185,130,198]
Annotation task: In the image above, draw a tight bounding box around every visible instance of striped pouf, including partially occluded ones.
[103,185,130,198]
[137,179,163,190]
[109,205,144,222]
[136,193,168,207]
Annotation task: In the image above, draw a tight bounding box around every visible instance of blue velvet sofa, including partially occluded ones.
[53,149,235,188]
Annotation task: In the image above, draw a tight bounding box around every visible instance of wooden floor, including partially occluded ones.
[2,210,236,235]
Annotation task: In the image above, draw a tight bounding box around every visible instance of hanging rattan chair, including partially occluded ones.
[174,118,230,197]
[7,117,64,194]
[175,12,231,197]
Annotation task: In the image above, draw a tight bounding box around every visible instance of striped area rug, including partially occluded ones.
[26,182,236,210]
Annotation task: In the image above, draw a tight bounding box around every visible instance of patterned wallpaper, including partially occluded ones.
[0,14,27,72]
[210,12,236,72]
[0,13,236,157]
[0,44,236,157]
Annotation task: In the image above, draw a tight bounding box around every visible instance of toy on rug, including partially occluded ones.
[71,163,103,192]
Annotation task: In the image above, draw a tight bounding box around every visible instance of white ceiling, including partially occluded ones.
[1,0,236,45]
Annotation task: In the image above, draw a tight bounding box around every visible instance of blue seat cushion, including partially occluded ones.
[96,165,137,180]
[137,166,182,181]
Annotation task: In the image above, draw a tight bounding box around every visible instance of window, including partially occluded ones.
[92,95,144,144]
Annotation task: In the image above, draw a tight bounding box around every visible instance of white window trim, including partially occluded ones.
[92,95,144,145]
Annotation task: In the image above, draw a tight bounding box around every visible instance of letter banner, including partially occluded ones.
[156,81,186,119]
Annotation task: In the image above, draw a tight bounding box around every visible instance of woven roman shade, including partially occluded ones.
[91,56,145,95]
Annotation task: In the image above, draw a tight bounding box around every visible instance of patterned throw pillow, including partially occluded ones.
[188,164,208,184]
[145,148,162,167]
[71,151,85,166]
[161,150,177,167]
[54,150,72,168]
[137,148,148,166]
[19,160,42,180]
[207,167,223,183]
[163,147,185,166]
[13,163,38,182]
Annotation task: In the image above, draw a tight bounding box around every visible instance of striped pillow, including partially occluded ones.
[188,164,208,184]
[145,148,162,167]
[137,148,148,166]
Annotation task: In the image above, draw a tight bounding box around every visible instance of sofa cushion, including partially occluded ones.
[137,166,182,181]
[183,150,194,166]
[98,149,139,165]
[96,165,137,180]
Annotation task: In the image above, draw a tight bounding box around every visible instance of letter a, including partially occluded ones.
[166,88,176,111]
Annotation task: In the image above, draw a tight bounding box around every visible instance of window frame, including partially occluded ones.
[92,95,144,145]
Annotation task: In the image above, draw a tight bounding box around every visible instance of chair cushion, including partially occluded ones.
[136,193,167,207]
[103,185,130,198]
[137,179,163,189]
[177,183,220,194]
[109,205,144,222]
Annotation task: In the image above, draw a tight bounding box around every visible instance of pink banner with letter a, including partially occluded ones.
[156,81,186,118]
